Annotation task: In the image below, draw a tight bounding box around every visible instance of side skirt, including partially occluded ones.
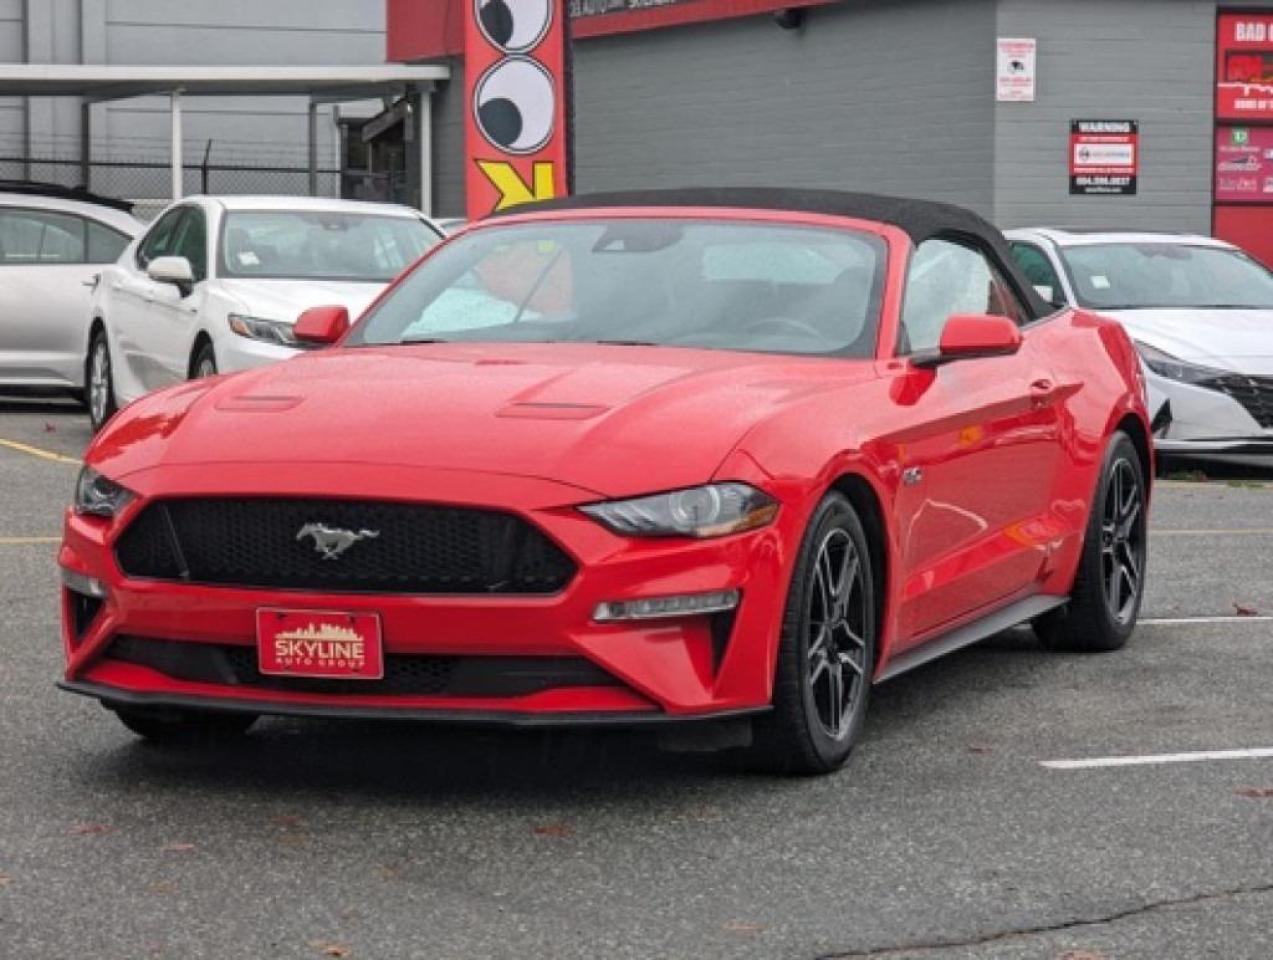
[876,595,1066,683]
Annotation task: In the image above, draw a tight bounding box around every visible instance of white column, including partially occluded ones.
[417,85,433,216]
[170,89,183,200]
[307,100,318,197]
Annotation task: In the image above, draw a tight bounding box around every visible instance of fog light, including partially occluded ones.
[61,567,108,599]
[593,590,740,623]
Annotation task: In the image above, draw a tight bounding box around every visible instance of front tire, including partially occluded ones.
[190,340,217,380]
[86,330,117,433]
[748,492,875,775]
[1034,430,1147,652]
[111,705,257,744]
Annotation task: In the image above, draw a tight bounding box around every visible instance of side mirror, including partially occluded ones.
[914,314,1022,368]
[294,305,350,346]
[147,256,194,296]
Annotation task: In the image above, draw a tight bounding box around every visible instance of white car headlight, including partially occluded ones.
[1135,342,1226,385]
[74,467,135,518]
[579,483,778,539]
[227,314,298,346]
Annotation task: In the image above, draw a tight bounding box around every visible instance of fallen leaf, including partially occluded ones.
[722,920,765,934]
[1236,787,1273,799]
[533,823,572,838]
[967,744,992,754]
[44,422,56,433]
[1234,603,1259,617]
[148,881,178,895]
[1058,952,1108,960]
[0,874,11,887]
[272,814,305,828]
[310,943,350,958]
[161,842,197,852]
[70,823,114,836]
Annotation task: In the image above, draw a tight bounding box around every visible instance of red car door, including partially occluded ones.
[887,239,1064,646]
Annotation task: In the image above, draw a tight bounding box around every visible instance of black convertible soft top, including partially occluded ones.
[510,187,1052,319]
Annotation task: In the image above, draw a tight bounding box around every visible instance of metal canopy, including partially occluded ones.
[0,64,450,213]
[0,64,450,101]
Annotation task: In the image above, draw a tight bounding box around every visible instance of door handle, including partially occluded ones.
[1030,378,1058,408]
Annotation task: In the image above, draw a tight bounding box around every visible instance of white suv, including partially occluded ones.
[86,195,443,431]
[0,182,140,399]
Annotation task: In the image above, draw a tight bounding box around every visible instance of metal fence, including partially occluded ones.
[0,154,343,220]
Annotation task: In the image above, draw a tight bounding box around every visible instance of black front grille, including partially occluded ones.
[1199,373,1273,429]
[114,498,576,595]
[106,636,619,697]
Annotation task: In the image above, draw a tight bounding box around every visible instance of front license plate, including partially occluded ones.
[256,608,384,680]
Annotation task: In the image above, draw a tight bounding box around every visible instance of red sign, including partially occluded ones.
[1215,126,1273,203]
[1069,120,1139,196]
[257,609,384,680]
[1217,13,1273,120]
[464,0,572,219]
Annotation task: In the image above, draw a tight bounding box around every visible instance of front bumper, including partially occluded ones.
[1147,370,1273,464]
[217,334,302,374]
[58,462,793,724]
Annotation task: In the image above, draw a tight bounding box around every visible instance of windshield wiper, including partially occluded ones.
[591,339,659,347]
[397,336,451,344]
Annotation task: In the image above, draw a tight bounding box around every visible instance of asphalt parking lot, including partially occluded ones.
[1,393,1271,960]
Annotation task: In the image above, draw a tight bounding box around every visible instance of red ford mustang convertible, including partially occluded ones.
[59,189,1151,774]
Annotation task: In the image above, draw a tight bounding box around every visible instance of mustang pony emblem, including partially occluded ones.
[296,523,380,560]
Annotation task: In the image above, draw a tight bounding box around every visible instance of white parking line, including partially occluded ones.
[1042,748,1273,770]
[1141,615,1273,625]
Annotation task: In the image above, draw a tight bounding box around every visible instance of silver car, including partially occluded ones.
[1007,227,1273,468]
[0,183,140,399]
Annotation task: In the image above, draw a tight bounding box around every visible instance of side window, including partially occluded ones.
[86,221,130,264]
[0,209,87,264]
[1010,242,1064,304]
[170,207,208,281]
[899,238,1029,354]
[136,207,187,268]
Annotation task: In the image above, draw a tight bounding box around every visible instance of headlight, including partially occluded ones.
[1135,342,1225,384]
[74,467,135,518]
[227,314,298,346]
[579,482,778,538]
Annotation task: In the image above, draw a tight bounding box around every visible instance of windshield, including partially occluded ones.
[1059,242,1273,310]
[348,219,887,358]
[220,211,438,282]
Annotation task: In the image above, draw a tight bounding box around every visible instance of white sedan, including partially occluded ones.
[86,195,443,431]
[0,184,140,398]
[1007,228,1273,468]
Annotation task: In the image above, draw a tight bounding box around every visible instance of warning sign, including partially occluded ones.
[1070,120,1139,196]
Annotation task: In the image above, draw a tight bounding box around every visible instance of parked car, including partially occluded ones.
[85,195,444,431]
[59,189,1151,775]
[0,181,140,399]
[1007,228,1273,468]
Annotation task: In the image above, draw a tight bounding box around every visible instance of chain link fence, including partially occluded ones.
[0,153,342,221]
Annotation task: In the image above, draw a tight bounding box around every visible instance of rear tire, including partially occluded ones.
[1034,430,1147,652]
[747,492,875,775]
[111,705,257,744]
[86,330,117,433]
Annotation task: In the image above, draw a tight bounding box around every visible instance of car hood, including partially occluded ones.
[216,278,387,325]
[96,343,875,498]
[1102,308,1273,375]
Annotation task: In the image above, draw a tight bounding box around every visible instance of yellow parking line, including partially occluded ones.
[0,537,60,545]
[0,438,81,465]
[1154,528,1273,536]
